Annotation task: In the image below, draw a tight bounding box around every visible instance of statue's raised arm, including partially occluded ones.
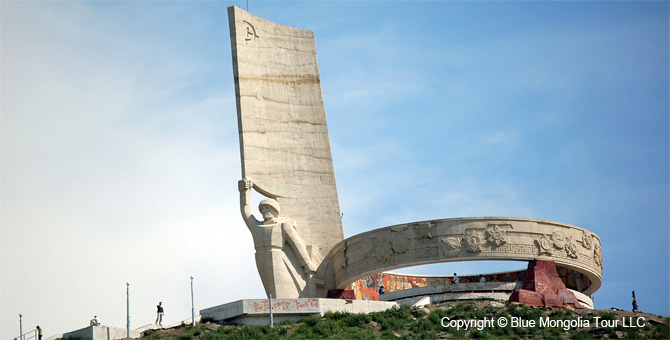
[238,178,258,229]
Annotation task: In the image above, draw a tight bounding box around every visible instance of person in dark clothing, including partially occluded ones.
[36,326,42,340]
[156,302,164,326]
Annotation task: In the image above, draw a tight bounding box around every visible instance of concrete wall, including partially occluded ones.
[320,299,398,315]
[433,292,514,304]
[62,326,139,340]
[380,284,594,309]
[201,298,397,326]
[62,326,91,340]
[379,282,522,302]
[571,289,594,309]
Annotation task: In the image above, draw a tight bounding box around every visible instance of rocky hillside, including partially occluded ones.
[140,300,669,339]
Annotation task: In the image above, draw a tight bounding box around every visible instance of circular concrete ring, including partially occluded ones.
[330,217,602,295]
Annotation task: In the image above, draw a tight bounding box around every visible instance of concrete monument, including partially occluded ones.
[228,6,602,307]
[329,217,602,297]
[229,6,343,298]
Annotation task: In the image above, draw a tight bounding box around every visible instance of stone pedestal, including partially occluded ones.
[509,259,583,308]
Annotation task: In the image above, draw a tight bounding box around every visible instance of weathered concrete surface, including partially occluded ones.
[379,281,522,301]
[62,325,140,340]
[200,298,397,326]
[571,290,594,309]
[330,217,602,296]
[431,292,514,304]
[228,6,343,298]
[394,296,431,309]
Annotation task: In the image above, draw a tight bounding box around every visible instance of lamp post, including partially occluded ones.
[19,314,23,340]
[269,294,273,327]
[190,276,195,326]
[126,283,130,338]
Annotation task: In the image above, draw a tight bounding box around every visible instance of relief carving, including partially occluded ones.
[536,235,553,256]
[551,230,567,249]
[391,232,411,254]
[414,222,434,241]
[593,243,602,269]
[440,237,461,257]
[565,237,578,259]
[243,20,259,42]
[335,220,602,296]
[462,229,484,253]
[359,238,375,257]
[485,224,509,247]
[373,238,392,263]
[580,231,593,250]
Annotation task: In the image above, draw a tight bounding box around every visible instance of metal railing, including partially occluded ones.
[15,329,37,340]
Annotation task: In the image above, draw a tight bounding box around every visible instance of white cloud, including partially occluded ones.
[1,2,263,338]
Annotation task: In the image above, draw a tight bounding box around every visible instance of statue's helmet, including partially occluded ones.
[259,198,280,215]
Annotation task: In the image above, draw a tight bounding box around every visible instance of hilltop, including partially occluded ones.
[137,300,669,340]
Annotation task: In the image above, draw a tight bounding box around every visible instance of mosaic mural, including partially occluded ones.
[351,265,590,301]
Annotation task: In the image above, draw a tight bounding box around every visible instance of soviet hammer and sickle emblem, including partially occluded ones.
[243,20,259,42]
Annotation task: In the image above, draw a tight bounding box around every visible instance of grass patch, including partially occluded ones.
[142,302,669,340]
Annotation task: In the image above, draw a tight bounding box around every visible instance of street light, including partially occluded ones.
[190,276,195,326]
[269,294,273,327]
[126,283,130,338]
[19,314,23,340]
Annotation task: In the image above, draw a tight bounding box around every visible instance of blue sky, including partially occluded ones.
[1,1,668,338]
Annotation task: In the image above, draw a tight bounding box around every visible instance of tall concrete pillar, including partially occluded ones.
[229,6,344,298]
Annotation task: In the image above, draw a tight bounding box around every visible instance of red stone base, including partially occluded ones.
[327,289,356,300]
[509,259,583,308]
[509,289,544,306]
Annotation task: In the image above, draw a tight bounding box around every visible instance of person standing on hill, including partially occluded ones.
[156,302,164,326]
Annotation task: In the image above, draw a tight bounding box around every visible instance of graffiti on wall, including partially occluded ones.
[252,298,319,312]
